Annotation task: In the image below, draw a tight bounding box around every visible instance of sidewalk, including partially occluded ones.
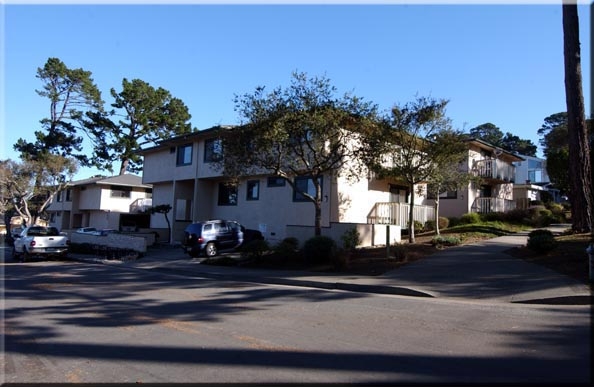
[71,225,592,305]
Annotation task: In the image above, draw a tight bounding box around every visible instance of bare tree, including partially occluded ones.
[0,157,77,226]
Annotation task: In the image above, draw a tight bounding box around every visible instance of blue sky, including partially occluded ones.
[2,3,591,180]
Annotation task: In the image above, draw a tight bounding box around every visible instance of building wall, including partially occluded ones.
[78,186,103,210]
[143,131,432,245]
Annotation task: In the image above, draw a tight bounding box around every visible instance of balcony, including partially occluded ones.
[130,198,153,213]
[472,159,515,183]
[367,202,435,227]
[471,197,516,214]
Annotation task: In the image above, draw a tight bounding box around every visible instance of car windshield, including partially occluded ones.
[28,227,60,236]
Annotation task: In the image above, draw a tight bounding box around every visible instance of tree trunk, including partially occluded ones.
[314,177,323,236]
[562,4,593,233]
[434,196,441,236]
[119,158,129,175]
[408,184,416,243]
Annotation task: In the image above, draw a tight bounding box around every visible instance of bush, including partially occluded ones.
[431,235,462,247]
[240,239,270,260]
[448,217,461,227]
[481,212,506,222]
[340,228,361,251]
[273,237,300,260]
[303,236,338,264]
[527,229,557,253]
[459,212,481,225]
[502,208,531,224]
[425,217,450,231]
[391,244,408,260]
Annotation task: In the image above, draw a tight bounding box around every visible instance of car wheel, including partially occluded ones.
[12,247,22,262]
[188,246,200,258]
[23,249,31,263]
[205,242,217,257]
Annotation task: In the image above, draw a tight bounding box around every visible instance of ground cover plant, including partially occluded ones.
[202,215,591,286]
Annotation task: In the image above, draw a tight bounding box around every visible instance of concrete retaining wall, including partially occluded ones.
[69,232,148,253]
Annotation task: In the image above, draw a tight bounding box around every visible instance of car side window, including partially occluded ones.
[203,224,212,232]
[215,222,228,233]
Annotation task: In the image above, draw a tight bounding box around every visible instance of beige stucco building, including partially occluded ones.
[46,174,153,231]
[430,139,524,219]
[140,126,434,247]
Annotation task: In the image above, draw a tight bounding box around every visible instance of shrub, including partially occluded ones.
[481,212,505,222]
[240,239,270,260]
[425,217,449,232]
[431,235,461,247]
[459,212,481,225]
[340,228,361,251]
[407,220,424,232]
[303,236,338,264]
[527,229,557,253]
[503,208,531,224]
[391,244,408,260]
[273,237,300,260]
[448,217,461,227]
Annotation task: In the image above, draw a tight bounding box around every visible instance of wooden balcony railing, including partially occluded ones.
[471,197,516,214]
[367,202,435,227]
[472,159,515,182]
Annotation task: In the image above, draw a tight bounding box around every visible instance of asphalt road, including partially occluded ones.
[2,252,591,385]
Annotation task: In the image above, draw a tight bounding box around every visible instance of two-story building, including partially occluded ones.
[140,125,435,247]
[46,174,153,231]
[512,154,560,206]
[431,138,524,218]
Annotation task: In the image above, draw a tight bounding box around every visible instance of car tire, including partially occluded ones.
[205,242,217,257]
[12,247,22,262]
[188,246,200,258]
[23,249,31,263]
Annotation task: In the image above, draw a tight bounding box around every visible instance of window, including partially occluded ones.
[56,191,63,202]
[218,183,238,206]
[175,199,192,221]
[427,190,457,199]
[246,180,260,201]
[204,138,223,162]
[389,184,409,203]
[65,189,72,202]
[111,185,131,198]
[176,144,192,166]
[267,176,286,187]
[293,176,322,202]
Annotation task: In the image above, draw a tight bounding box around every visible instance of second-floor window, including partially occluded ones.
[204,138,223,163]
[218,183,237,206]
[65,189,72,201]
[176,144,193,166]
[111,185,131,198]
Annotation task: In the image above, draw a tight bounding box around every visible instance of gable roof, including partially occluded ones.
[466,138,525,162]
[68,174,152,189]
[139,125,236,155]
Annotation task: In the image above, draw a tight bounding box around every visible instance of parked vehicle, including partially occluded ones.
[92,229,121,236]
[182,220,264,257]
[13,225,69,261]
[75,227,98,234]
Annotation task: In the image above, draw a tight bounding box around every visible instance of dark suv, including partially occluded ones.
[182,220,263,258]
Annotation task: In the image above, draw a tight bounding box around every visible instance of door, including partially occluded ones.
[214,222,234,249]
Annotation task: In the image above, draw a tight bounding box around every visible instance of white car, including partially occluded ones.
[75,227,98,234]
